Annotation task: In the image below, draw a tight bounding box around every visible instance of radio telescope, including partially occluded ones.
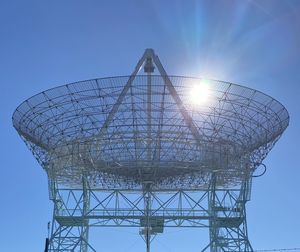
[13,49,289,252]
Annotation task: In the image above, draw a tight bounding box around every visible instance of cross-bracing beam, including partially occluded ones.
[48,177,253,251]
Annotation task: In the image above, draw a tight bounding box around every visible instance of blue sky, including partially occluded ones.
[1,0,300,251]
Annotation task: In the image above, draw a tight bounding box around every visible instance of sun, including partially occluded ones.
[190,80,210,105]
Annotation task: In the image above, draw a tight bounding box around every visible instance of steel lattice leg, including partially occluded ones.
[48,220,93,252]
[48,180,95,252]
[206,177,253,252]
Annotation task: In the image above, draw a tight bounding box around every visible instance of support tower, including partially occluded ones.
[13,49,289,251]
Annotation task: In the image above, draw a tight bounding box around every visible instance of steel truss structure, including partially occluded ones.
[48,175,252,251]
[13,49,289,251]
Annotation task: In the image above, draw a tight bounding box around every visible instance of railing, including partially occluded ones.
[56,208,211,220]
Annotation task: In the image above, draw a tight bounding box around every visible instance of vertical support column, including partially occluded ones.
[140,183,153,252]
[208,174,218,252]
[207,175,253,252]
[144,56,154,163]
[81,177,90,252]
[145,190,151,252]
[47,180,95,252]
[143,56,154,252]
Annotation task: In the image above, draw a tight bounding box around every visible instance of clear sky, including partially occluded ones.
[1,0,300,251]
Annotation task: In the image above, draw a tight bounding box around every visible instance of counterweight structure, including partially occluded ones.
[13,49,289,251]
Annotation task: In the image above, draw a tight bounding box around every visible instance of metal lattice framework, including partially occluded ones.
[13,49,289,252]
[13,54,288,190]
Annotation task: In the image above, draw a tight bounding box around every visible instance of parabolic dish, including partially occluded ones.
[13,75,289,189]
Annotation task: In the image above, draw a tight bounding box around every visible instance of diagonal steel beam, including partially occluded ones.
[97,48,202,149]
[150,50,203,148]
[97,49,153,139]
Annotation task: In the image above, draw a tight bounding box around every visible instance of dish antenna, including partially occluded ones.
[13,49,289,251]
